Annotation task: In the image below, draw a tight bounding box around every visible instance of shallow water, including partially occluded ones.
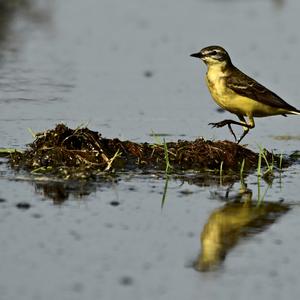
[1,0,300,299]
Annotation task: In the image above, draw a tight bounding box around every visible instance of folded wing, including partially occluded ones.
[227,67,298,112]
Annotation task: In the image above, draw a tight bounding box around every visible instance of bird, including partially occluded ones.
[190,45,300,143]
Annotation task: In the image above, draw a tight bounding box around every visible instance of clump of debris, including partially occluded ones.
[8,124,275,179]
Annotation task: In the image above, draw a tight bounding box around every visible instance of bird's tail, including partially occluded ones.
[290,110,300,115]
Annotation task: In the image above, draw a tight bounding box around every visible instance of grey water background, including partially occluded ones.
[1,0,300,299]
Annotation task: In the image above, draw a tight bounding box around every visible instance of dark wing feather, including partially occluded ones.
[227,67,298,111]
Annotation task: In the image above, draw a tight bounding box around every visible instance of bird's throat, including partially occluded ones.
[206,61,230,75]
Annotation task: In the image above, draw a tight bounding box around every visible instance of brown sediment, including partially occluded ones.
[9,124,278,179]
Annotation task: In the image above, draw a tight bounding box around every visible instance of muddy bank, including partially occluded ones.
[9,124,280,180]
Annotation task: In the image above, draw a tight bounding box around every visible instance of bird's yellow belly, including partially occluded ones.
[206,78,285,117]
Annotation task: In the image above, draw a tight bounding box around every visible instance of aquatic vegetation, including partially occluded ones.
[9,124,272,180]
[0,148,22,157]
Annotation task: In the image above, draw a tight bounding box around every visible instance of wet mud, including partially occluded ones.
[8,124,281,180]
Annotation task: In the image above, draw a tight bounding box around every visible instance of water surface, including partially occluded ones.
[1,0,300,299]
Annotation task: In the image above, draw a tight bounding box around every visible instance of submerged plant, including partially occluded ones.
[257,147,262,177]
[161,174,170,209]
[279,153,283,171]
[257,145,276,179]
[163,138,172,174]
[240,158,245,181]
[161,138,173,208]
[256,147,273,204]
[0,148,22,157]
[219,161,224,186]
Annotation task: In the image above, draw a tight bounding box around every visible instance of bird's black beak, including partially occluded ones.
[190,52,203,59]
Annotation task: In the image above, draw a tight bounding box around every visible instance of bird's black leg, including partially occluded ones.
[209,118,254,143]
[237,116,255,144]
[227,123,237,142]
[237,129,249,144]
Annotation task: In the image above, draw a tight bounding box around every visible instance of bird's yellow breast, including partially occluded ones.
[205,67,239,112]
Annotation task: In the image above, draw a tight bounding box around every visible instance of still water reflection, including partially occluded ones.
[195,183,289,272]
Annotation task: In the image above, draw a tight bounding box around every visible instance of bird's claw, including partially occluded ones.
[208,120,238,142]
[208,121,228,128]
[208,122,225,128]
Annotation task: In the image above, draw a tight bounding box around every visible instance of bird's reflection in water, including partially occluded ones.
[195,183,289,272]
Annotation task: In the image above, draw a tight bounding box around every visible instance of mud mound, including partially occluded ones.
[9,124,274,179]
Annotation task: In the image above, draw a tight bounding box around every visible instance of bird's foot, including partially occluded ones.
[209,120,237,142]
[208,120,232,128]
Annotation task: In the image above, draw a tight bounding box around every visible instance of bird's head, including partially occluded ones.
[190,46,231,67]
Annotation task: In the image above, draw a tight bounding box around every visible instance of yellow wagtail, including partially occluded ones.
[190,45,300,143]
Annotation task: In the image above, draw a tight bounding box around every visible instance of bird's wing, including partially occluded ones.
[227,67,298,111]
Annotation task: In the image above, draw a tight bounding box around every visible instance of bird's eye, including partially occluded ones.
[210,51,217,56]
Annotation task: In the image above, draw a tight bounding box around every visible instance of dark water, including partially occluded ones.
[1,0,300,299]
